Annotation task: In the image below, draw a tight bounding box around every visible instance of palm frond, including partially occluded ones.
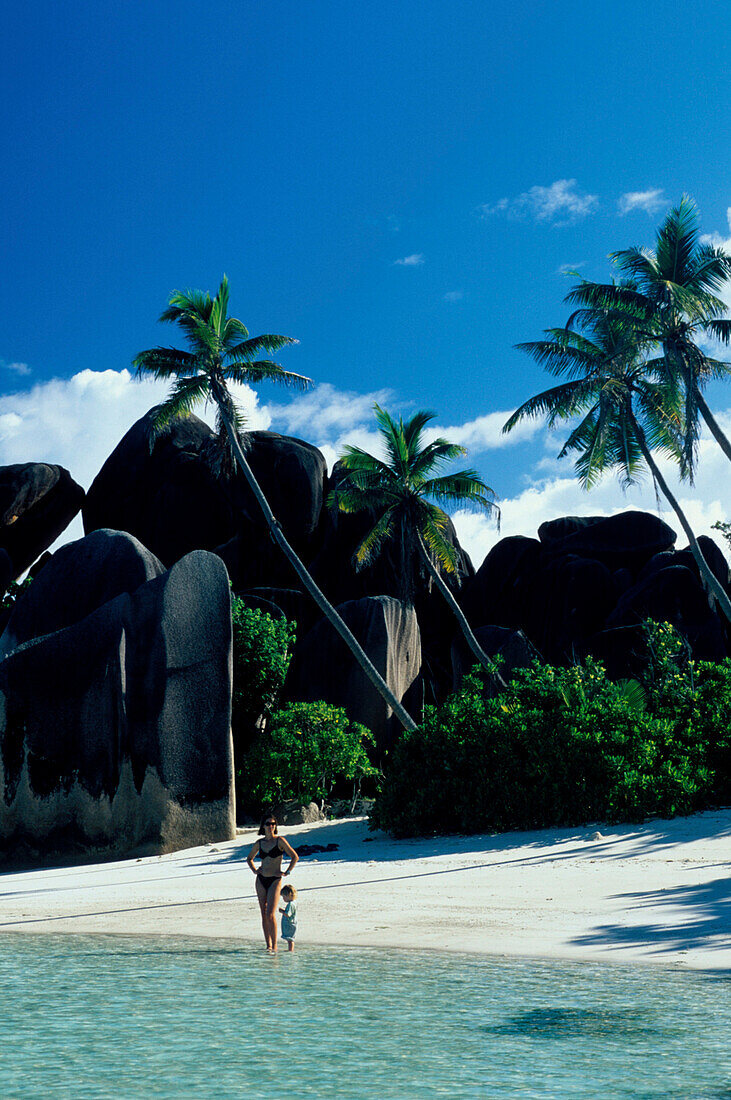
[146,375,211,445]
[401,409,437,458]
[653,195,698,284]
[704,319,731,346]
[503,379,598,433]
[373,404,410,475]
[353,508,398,570]
[133,347,200,380]
[225,360,313,390]
[226,334,299,359]
[409,438,467,480]
[420,508,460,575]
[328,484,393,515]
[423,471,497,512]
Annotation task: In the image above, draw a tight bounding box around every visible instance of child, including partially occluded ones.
[279,884,298,951]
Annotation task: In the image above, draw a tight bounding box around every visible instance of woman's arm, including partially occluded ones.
[279,836,299,875]
[246,840,260,874]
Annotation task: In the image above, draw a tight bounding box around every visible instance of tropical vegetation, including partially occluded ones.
[503,217,731,620]
[330,404,501,676]
[566,196,731,478]
[372,622,731,837]
[238,700,378,814]
[133,276,419,732]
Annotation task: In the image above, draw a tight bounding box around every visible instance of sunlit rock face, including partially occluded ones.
[283,595,422,754]
[0,463,84,579]
[0,536,235,860]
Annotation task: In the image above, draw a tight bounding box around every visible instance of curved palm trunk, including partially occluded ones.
[631,414,731,623]
[696,390,731,464]
[416,536,508,689]
[217,406,419,733]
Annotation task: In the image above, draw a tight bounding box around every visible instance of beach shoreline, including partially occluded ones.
[0,810,728,971]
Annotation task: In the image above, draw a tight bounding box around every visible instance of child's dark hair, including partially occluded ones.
[281,884,297,899]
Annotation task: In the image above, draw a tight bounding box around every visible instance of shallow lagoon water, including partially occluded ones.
[1,934,729,1099]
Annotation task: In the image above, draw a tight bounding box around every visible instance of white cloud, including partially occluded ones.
[0,368,270,493]
[394,253,425,266]
[557,262,586,275]
[267,382,394,442]
[452,419,731,570]
[268,388,546,471]
[443,290,464,302]
[1,360,31,376]
[479,179,599,224]
[699,206,731,253]
[439,410,542,452]
[0,368,272,556]
[618,188,666,215]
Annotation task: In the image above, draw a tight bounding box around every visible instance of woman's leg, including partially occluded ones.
[265,878,284,951]
[255,876,273,949]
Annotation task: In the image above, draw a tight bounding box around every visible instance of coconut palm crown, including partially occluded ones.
[133,274,311,473]
[330,404,499,603]
[564,195,731,480]
[504,308,731,621]
[133,279,420,733]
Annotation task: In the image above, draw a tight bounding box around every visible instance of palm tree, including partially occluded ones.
[566,195,731,479]
[503,310,731,622]
[134,276,419,733]
[329,404,503,677]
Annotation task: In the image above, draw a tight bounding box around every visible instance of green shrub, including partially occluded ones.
[238,700,379,814]
[372,642,724,838]
[231,599,296,749]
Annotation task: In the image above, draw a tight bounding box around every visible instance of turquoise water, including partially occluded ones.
[0,935,729,1099]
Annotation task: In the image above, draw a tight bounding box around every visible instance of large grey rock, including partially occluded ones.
[83,410,244,565]
[605,563,727,660]
[0,548,235,857]
[83,411,328,584]
[0,463,84,579]
[451,625,540,692]
[273,800,324,825]
[538,510,676,570]
[283,595,422,752]
[0,529,164,659]
[460,535,544,633]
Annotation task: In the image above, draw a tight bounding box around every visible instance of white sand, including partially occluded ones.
[0,810,728,969]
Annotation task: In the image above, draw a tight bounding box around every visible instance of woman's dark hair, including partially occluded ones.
[258,812,278,836]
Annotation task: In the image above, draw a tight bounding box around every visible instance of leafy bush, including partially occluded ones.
[231,599,296,750]
[238,700,379,814]
[372,626,730,838]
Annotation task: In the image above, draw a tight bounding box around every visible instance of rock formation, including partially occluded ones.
[82,411,328,587]
[459,510,729,678]
[283,595,422,752]
[0,532,235,859]
[0,463,84,579]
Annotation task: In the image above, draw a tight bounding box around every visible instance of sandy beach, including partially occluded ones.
[0,810,728,970]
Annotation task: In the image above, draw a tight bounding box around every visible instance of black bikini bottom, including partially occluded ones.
[257,873,282,892]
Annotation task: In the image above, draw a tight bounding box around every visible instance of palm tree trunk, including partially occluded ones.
[217,407,419,732]
[416,536,508,689]
[696,389,731,464]
[632,414,731,623]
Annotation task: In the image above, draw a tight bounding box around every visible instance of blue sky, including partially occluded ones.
[2,1,731,565]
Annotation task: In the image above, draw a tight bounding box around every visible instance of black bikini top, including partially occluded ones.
[259,840,282,861]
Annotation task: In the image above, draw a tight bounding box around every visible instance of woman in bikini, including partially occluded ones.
[247,814,298,951]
